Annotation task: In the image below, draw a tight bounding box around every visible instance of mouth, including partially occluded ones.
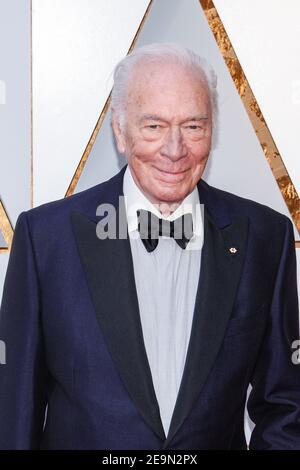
[152,166,189,183]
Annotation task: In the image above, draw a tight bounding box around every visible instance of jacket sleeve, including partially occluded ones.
[247,217,300,449]
[0,211,48,449]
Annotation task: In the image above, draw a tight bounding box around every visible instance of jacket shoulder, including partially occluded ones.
[19,166,125,230]
[14,177,118,247]
[199,179,294,244]
[201,179,292,226]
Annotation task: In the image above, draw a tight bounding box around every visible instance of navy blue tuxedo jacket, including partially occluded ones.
[0,164,299,450]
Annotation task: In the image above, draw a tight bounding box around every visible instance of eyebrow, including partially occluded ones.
[139,114,165,123]
[139,114,209,123]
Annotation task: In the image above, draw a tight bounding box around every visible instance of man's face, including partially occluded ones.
[112,61,213,206]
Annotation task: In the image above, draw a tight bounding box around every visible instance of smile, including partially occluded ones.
[152,167,189,182]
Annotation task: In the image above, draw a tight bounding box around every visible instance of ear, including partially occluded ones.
[111,110,126,154]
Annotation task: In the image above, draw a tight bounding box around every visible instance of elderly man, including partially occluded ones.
[0,43,299,450]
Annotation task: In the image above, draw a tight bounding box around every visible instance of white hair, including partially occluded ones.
[111,42,218,139]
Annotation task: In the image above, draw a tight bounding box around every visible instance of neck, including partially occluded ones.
[153,201,181,217]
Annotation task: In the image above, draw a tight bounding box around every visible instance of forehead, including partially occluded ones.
[125,60,210,116]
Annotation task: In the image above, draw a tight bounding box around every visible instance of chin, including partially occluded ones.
[151,185,190,204]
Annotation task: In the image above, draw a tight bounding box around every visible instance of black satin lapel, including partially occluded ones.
[71,208,166,442]
[163,209,249,448]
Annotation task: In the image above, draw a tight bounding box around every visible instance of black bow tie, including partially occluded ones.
[136,209,194,252]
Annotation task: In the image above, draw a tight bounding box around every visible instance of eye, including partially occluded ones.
[186,125,202,130]
[147,124,161,129]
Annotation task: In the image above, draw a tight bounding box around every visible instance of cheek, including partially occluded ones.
[189,139,211,163]
[129,139,162,162]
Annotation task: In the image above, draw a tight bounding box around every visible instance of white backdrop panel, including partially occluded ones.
[214,0,300,197]
[0,0,31,301]
[32,0,150,207]
[0,0,31,224]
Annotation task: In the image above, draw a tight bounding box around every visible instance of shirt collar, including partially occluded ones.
[122,165,203,248]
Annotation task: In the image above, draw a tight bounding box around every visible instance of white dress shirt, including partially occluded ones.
[123,165,203,436]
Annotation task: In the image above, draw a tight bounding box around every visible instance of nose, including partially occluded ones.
[160,126,187,161]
